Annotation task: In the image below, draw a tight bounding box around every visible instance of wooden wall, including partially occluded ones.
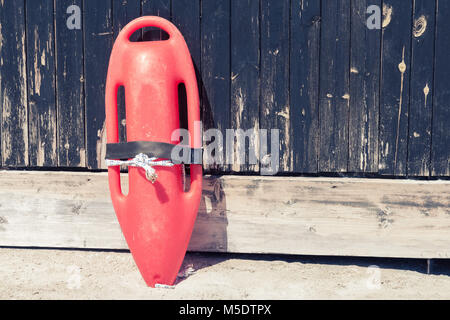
[0,0,448,177]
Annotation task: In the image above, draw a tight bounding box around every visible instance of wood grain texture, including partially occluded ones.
[348,0,381,173]
[408,0,436,177]
[230,0,260,172]
[84,0,113,169]
[260,0,291,173]
[318,0,350,173]
[201,0,231,172]
[55,0,86,167]
[26,0,57,167]
[290,0,320,174]
[379,0,413,175]
[431,0,450,176]
[0,171,448,258]
[0,0,29,167]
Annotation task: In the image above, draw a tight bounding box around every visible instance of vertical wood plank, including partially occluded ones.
[408,0,436,177]
[432,0,450,176]
[318,0,351,173]
[55,0,86,167]
[172,0,200,70]
[141,0,171,41]
[26,0,57,167]
[84,0,113,169]
[379,0,413,175]
[348,0,381,173]
[172,0,200,155]
[201,0,231,172]
[112,0,141,144]
[290,0,320,173]
[260,0,291,173]
[230,0,260,172]
[0,0,29,167]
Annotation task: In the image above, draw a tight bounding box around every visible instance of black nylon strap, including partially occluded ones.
[106,141,203,164]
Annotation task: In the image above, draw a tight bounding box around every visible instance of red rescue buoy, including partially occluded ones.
[104,16,202,287]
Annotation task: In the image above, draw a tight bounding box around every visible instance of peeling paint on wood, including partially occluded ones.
[56,0,85,167]
[319,0,350,173]
[290,0,320,173]
[230,0,260,173]
[413,15,427,38]
[26,0,57,167]
[431,0,450,176]
[0,0,448,178]
[382,3,393,28]
[0,0,29,167]
[201,0,230,172]
[380,0,412,175]
[84,0,112,169]
[260,0,291,173]
[408,0,435,177]
[349,0,381,172]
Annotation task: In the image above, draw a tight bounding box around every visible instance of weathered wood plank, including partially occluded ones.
[230,0,260,173]
[26,0,57,167]
[318,0,350,173]
[112,0,141,145]
[0,0,29,167]
[379,0,413,175]
[408,0,436,177]
[0,171,448,258]
[260,0,291,173]
[348,0,381,173]
[172,0,200,145]
[201,0,231,172]
[431,0,450,176]
[84,0,113,169]
[141,0,171,41]
[172,0,200,74]
[289,0,320,174]
[55,0,86,167]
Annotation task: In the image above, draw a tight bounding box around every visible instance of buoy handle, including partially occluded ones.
[179,60,203,204]
[105,74,126,211]
[117,16,182,43]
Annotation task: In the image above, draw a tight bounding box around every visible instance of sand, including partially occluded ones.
[0,247,449,299]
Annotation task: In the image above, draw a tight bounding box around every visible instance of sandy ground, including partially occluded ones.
[0,247,449,299]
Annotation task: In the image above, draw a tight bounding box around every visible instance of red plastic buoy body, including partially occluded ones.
[105,16,202,287]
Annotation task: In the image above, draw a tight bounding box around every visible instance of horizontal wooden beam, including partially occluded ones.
[0,170,448,258]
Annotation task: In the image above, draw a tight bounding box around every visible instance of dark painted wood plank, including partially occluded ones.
[230,0,259,172]
[348,0,381,173]
[260,0,291,173]
[0,0,28,167]
[112,0,141,144]
[379,0,413,175]
[318,0,351,173]
[172,0,200,68]
[432,0,450,176]
[172,0,200,158]
[84,0,113,169]
[408,0,436,177]
[290,0,320,173]
[141,0,171,41]
[26,0,57,167]
[55,0,86,167]
[201,0,230,172]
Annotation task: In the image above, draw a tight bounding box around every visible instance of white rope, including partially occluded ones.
[105,153,174,183]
